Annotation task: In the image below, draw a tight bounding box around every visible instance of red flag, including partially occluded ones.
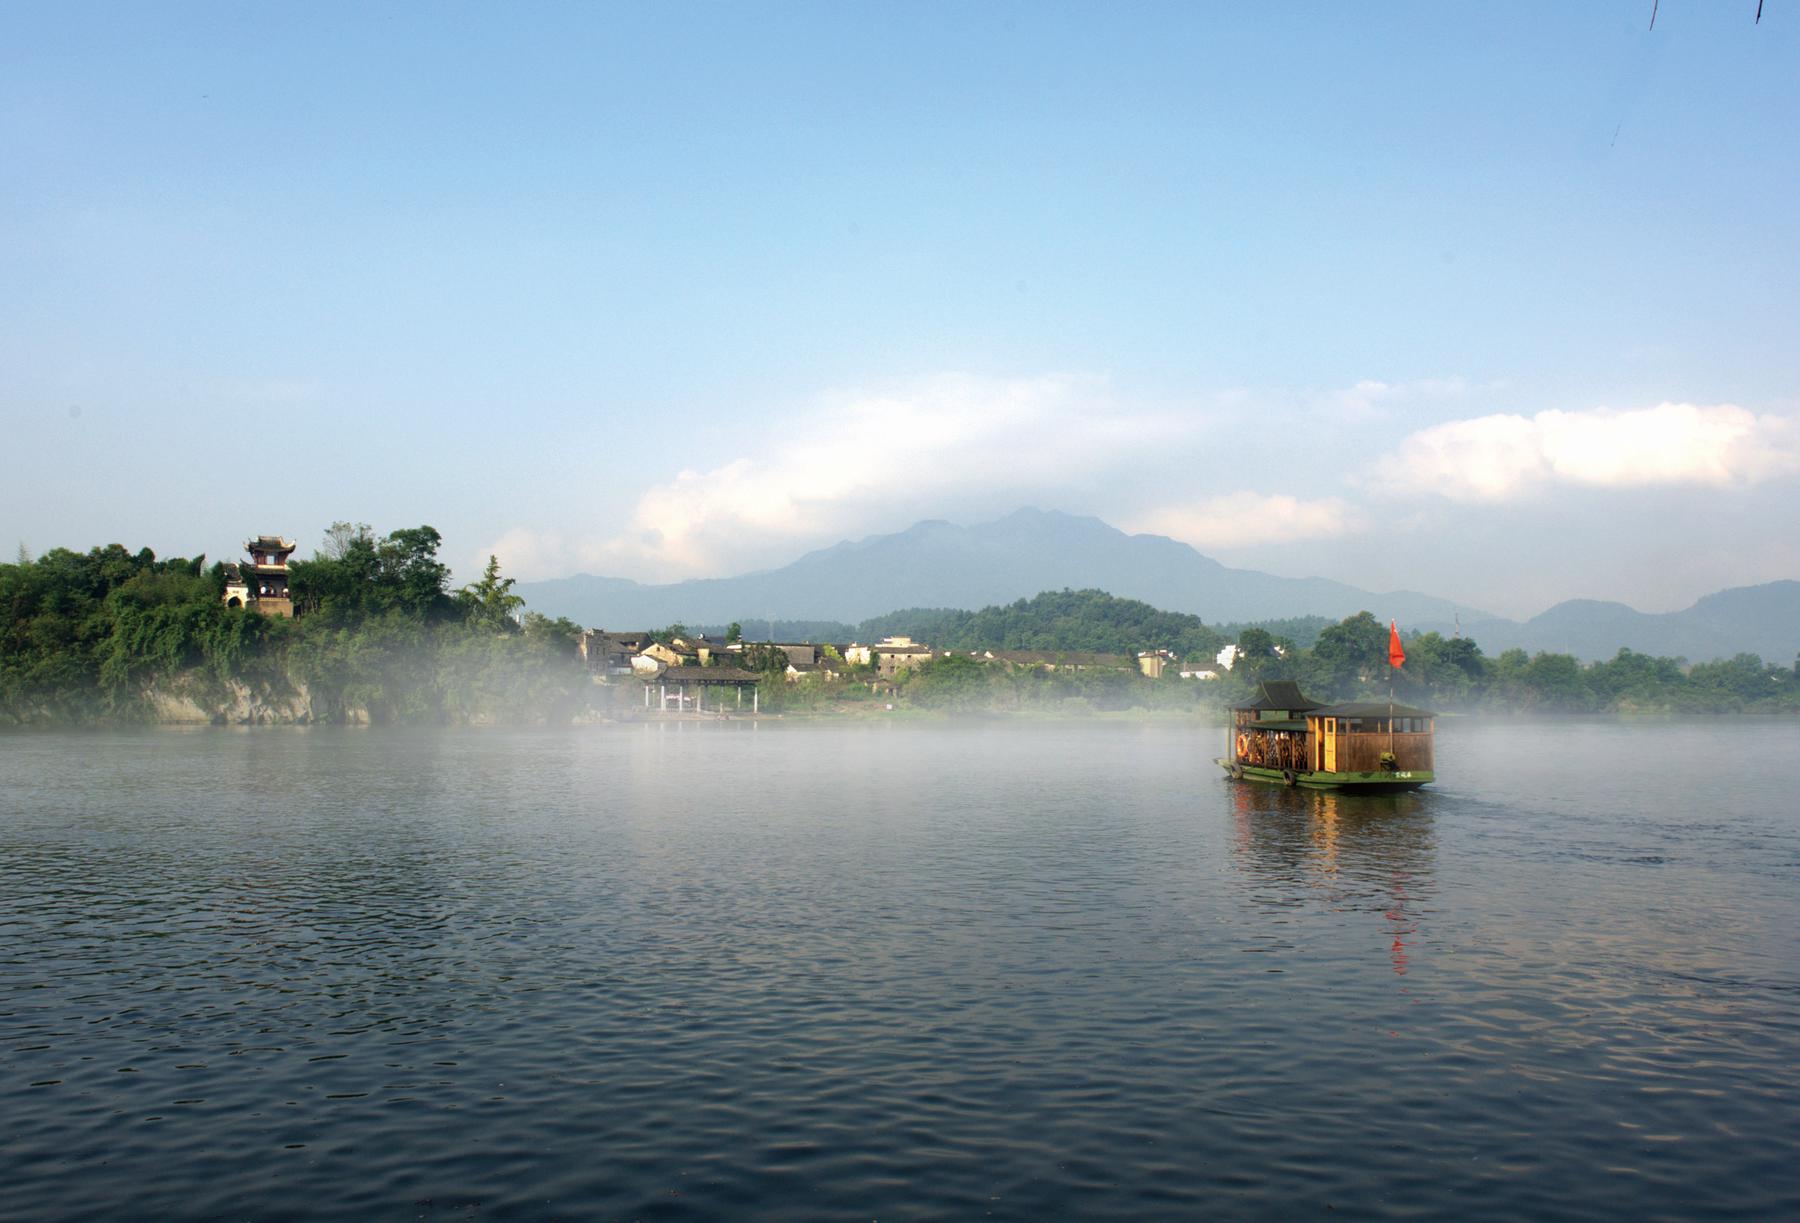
[1388,620,1406,668]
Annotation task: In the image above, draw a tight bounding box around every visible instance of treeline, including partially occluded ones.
[1,525,591,725]
[867,596,1800,715]
[860,589,1233,658]
[1227,611,1800,714]
[9,549,1796,724]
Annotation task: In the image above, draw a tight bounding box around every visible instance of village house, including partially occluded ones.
[875,638,936,678]
[717,640,821,666]
[637,640,692,670]
[685,637,727,665]
[578,630,651,680]
[838,636,933,677]
[1137,649,1174,679]
[989,649,1133,672]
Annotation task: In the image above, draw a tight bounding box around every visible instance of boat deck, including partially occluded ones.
[1216,758,1433,793]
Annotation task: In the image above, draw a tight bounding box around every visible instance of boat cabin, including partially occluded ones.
[1304,701,1435,775]
[1230,680,1321,772]
[1228,680,1435,785]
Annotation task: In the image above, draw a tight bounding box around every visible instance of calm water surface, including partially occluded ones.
[3,719,1798,1220]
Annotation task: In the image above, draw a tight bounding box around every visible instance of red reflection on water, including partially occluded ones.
[1386,872,1416,976]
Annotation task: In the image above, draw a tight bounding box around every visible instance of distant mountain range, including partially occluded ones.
[1433,582,1800,666]
[518,507,1480,630]
[515,508,1800,664]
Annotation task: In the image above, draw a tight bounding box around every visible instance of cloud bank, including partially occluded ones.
[1376,402,1800,502]
[487,373,1198,581]
[1132,494,1365,550]
[482,382,1800,589]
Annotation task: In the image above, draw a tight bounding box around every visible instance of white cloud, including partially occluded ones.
[1132,493,1366,550]
[1308,376,1484,421]
[1376,402,1800,502]
[484,373,1200,581]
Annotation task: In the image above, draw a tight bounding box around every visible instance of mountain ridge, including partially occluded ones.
[517,507,1483,629]
[511,507,1800,666]
[1422,580,1800,664]
[517,509,1800,664]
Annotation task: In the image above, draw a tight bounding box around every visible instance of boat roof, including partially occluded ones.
[1312,701,1435,719]
[1232,680,1324,713]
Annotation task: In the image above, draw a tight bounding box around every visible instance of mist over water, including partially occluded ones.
[3,719,1798,1219]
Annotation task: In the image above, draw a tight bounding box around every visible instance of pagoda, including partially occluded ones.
[225,534,298,617]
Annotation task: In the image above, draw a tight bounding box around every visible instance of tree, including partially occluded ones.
[520,612,583,656]
[1234,628,1280,681]
[901,653,991,709]
[1308,612,1387,694]
[726,621,743,643]
[1397,631,1489,704]
[378,526,454,620]
[319,521,373,560]
[459,555,524,633]
[741,643,789,674]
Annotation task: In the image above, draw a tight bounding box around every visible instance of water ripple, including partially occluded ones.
[2,721,1798,1219]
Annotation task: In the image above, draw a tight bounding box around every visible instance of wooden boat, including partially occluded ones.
[1216,680,1435,792]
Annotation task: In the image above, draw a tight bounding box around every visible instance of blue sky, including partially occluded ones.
[4,3,1797,619]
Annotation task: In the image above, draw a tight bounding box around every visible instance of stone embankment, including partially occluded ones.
[142,675,370,725]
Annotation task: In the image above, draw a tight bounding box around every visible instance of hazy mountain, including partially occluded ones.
[517,508,1485,630]
[1425,581,1800,664]
[518,510,1800,662]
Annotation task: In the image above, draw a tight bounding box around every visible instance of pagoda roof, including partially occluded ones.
[246,535,297,551]
[1232,680,1324,713]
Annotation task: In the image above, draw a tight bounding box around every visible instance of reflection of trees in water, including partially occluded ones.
[1228,783,1436,975]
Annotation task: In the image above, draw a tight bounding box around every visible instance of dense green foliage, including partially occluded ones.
[1213,615,1334,650]
[1229,610,1800,713]
[876,603,1800,716]
[9,544,1797,724]
[860,589,1232,659]
[1229,620,1798,715]
[1,527,589,725]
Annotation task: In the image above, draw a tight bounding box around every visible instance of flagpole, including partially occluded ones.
[1387,618,1400,760]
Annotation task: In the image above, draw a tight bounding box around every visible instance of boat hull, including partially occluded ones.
[1215,758,1433,792]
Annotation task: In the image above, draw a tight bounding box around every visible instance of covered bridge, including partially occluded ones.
[644,665,763,714]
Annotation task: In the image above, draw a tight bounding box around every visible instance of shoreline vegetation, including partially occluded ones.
[6,528,1799,727]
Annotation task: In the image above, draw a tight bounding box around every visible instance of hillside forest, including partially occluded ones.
[1,525,587,725]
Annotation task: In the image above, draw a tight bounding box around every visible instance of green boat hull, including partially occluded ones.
[1215,758,1433,793]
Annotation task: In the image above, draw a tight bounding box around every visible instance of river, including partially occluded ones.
[3,718,1798,1219]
